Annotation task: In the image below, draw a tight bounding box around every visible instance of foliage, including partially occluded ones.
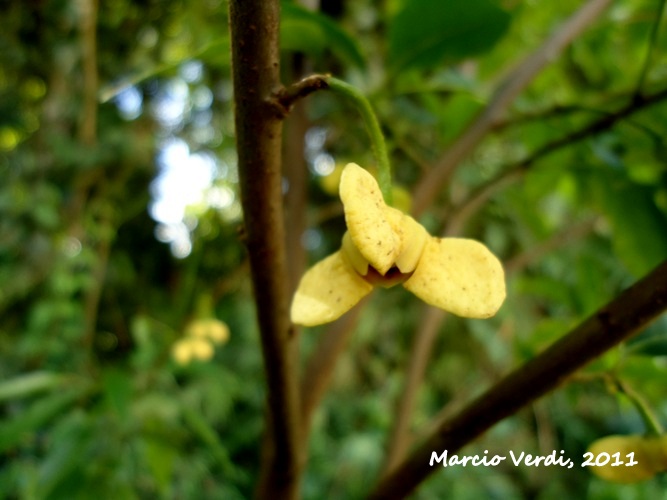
[1,0,667,498]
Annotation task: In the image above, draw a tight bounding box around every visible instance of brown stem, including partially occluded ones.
[76,0,103,362]
[382,307,446,476]
[411,0,612,216]
[78,0,98,146]
[504,218,598,275]
[300,300,367,434]
[228,2,302,498]
[368,259,667,499]
[274,74,330,115]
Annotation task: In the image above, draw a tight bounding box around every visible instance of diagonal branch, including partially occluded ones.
[411,0,613,216]
[300,300,368,435]
[228,1,302,498]
[368,259,667,499]
[381,307,447,477]
[445,85,667,236]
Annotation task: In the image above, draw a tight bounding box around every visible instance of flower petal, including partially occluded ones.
[291,250,373,326]
[340,163,399,275]
[403,238,506,318]
[383,206,428,273]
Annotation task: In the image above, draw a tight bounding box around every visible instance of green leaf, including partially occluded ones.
[388,0,511,73]
[281,3,366,69]
[280,18,327,58]
[0,387,90,453]
[626,316,667,357]
[594,174,667,276]
[142,437,177,495]
[35,411,93,498]
[0,372,75,403]
[102,368,133,419]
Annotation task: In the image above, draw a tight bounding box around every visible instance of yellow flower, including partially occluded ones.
[587,434,667,483]
[172,318,230,365]
[185,318,230,344]
[291,163,506,326]
[171,337,216,366]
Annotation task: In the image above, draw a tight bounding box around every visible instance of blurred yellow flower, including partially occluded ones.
[587,435,667,483]
[185,318,230,344]
[291,163,506,326]
[172,318,230,366]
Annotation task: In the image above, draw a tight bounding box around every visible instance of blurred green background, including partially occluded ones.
[1,0,667,498]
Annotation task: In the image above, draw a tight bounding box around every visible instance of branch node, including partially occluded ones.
[272,74,331,117]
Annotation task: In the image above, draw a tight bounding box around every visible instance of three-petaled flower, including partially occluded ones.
[290,163,506,326]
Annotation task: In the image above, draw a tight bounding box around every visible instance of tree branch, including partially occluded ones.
[228,2,302,498]
[274,74,330,115]
[300,300,368,435]
[78,0,98,146]
[381,307,447,477]
[445,86,667,236]
[503,218,598,275]
[76,0,105,366]
[411,0,613,216]
[368,259,667,499]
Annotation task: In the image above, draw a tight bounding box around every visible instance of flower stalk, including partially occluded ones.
[325,77,393,204]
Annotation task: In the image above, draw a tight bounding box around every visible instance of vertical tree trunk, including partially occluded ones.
[228,2,303,498]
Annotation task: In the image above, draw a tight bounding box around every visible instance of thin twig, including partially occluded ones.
[634,0,667,95]
[411,0,613,216]
[78,0,98,146]
[300,300,368,434]
[504,218,598,275]
[491,103,605,132]
[381,307,446,477]
[228,1,303,498]
[446,86,667,236]
[76,0,104,366]
[369,259,667,499]
[274,74,330,115]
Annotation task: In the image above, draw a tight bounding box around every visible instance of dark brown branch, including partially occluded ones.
[446,86,667,235]
[228,2,302,498]
[369,259,667,499]
[411,0,612,216]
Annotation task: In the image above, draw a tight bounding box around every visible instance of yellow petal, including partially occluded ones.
[291,250,373,326]
[341,231,369,276]
[185,318,230,344]
[403,238,506,318]
[172,339,193,366]
[339,163,399,275]
[189,338,215,361]
[383,206,428,274]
